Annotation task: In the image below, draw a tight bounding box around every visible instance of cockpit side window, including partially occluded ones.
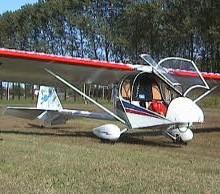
[159,81,180,104]
[132,76,153,102]
[152,83,162,101]
[121,79,131,101]
[120,73,171,116]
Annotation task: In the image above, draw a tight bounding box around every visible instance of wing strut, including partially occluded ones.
[45,69,126,124]
[194,85,218,103]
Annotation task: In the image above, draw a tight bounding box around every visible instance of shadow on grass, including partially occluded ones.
[2,126,220,147]
[118,133,180,148]
[0,128,179,148]
[193,127,220,133]
[0,129,95,139]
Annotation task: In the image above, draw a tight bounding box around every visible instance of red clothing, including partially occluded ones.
[149,101,167,116]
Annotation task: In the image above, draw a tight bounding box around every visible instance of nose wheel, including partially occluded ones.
[173,134,188,145]
[164,130,189,145]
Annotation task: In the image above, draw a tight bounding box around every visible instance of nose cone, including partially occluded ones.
[166,97,204,123]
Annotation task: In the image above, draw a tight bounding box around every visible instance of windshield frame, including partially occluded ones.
[158,57,210,96]
[140,54,183,95]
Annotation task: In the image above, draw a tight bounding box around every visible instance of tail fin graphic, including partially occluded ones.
[37,86,63,110]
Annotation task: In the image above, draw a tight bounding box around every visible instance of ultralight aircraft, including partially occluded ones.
[0,48,220,144]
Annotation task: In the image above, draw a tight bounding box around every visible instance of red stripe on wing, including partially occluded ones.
[169,69,220,81]
[0,48,134,72]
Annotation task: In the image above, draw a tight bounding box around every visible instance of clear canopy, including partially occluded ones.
[140,54,209,96]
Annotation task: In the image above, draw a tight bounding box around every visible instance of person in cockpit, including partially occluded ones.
[134,77,167,115]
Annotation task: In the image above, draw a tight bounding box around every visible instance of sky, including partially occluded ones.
[0,0,38,14]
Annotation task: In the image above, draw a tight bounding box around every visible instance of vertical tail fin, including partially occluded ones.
[37,86,63,110]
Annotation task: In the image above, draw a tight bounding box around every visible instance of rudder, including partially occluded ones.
[37,86,63,110]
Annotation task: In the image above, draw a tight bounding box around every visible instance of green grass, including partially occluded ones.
[0,112,220,193]
[0,128,220,194]
[0,98,220,193]
[0,98,36,105]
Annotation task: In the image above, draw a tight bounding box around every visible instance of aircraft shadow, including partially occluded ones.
[5,126,219,147]
[118,133,180,148]
[0,128,179,148]
[0,129,95,139]
[192,127,220,133]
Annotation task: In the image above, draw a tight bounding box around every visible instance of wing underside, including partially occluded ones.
[0,48,134,86]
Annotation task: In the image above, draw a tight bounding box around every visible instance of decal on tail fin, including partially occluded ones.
[37,86,63,110]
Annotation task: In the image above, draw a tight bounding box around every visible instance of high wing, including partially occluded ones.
[0,48,134,86]
[1,48,220,89]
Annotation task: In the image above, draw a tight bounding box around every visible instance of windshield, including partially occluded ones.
[140,54,182,95]
[158,57,209,96]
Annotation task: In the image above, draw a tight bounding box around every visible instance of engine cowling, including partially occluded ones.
[166,97,204,123]
[93,124,121,141]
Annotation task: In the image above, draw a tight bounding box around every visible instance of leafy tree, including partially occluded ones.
[0,0,219,71]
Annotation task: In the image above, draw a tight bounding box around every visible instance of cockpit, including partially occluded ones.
[118,54,210,118]
[120,72,179,116]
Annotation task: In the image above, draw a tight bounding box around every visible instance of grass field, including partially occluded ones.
[0,102,220,193]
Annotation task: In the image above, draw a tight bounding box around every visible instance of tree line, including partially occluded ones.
[0,0,219,72]
[0,82,113,102]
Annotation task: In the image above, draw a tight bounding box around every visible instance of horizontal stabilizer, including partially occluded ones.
[5,107,66,126]
[5,107,115,126]
[5,107,45,120]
